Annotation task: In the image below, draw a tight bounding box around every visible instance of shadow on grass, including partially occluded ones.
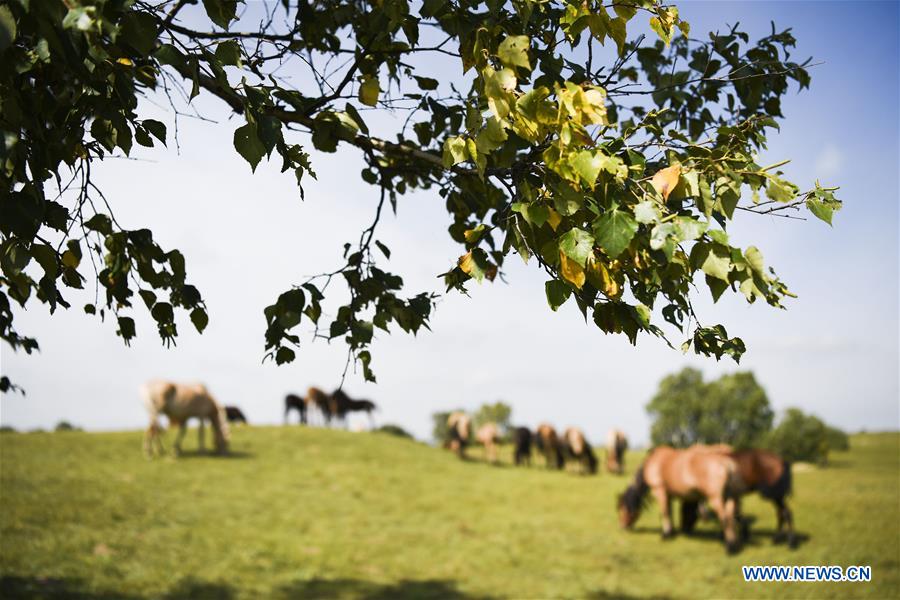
[275,577,495,599]
[587,590,673,600]
[173,450,255,460]
[0,576,238,600]
[628,519,811,550]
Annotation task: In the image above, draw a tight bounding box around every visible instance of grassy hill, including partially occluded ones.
[1,427,898,599]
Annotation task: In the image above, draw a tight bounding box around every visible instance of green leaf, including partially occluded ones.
[700,245,732,282]
[84,214,112,235]
[414,76,439,90]
[190,308,209,333]
[545,280,572,311]
[674,216,707,241]
[593,209,638,258]
[215,40,242,66]
[634,200,660,224]
[744,246,765,275]
[359,75,381,107]
[497,35,531,70]
[570,150,603,187]
[202,0,237,29]
[275,347,296,365]
[142,119,166,146]
[442,136,468,168]
[234,123,266,171]
[806,198,834,225]
[0,5,16,52]
[558,228,594,268]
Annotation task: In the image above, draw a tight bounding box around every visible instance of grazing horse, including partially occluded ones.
[475,422,500,464]
[284,393,308,425]
[617,445,745,553]
[224,406,248,425]
[606,429,628,474]
[535,423,565,470]
[512,427,532,466]
[331,389,377,427]
[564,427,598,474]
[447,412,471,459]
[306,387,335,426]
[142,380,230,457]
[682,445,796,547]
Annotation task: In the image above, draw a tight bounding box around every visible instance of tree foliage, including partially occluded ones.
[647,367,773,448]
[765,407,842,465]
[0,0,842,384]
[472,400,512,434]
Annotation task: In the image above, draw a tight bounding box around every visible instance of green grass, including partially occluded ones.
[1,428,897,599]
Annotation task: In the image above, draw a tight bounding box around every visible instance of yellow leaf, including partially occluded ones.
[651,164,681,200]
[546,208,562,231]
[559,252,585,289]
[458,250,476,275]
[116,57,133,66]
[359,75,380,107]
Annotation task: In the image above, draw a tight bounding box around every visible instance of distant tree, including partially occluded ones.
[765,408,830,464]
[473,401,513,436]
[647,368,773,448]
[375,424,414,440]
[825,425,850,452]
[54,421,81,432]
[431,410,456,446]
[0,424,16,433]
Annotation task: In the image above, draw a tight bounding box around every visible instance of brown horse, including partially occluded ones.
[306,387,335,425]
[682,445,796,547]
[447,412,471,459]
[535,423,565,470]
[606,429,628,474]
[618,445,745,553]
[142,380,230,457]
[563,427,598,474]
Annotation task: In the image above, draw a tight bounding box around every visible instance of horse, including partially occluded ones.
[447,411,471,459]
[142,380,230,457]
[475,422,500,464]
[563,427,598,474]
[534,423,565,470]
[284,393,308,425]
[617,445,745,553]
[606,429,628,474]
[224,406,248,425]
[512,427,532,466]
[306,387,335,426]
[331,389,377,428]
[682,445,796,547]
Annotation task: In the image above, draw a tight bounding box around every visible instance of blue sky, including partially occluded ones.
[1,1,897,443]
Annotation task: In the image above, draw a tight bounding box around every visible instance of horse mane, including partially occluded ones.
[620,463,649,512]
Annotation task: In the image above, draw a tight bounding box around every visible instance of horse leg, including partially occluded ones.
[681,500,699,534]
[144,424,155,459]
[301,405,307,425]
[775,497,797,548]
[709,496,740,554]
[652,488,674,538]
[198,418,206,453]
[173,421,186,456]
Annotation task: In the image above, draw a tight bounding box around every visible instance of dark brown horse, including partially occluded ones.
[681,445,795,547]
[283,394,307,425]
[618,445,745,553]
[331,389,377,427]
[535,423,565,470]
[224,406,248,425]
[512,427,532,466]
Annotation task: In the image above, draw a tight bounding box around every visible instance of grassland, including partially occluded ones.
[1,427,897,599]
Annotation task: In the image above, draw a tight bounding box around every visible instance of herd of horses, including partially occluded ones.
[142,381,796,554]
[444,412,628,476]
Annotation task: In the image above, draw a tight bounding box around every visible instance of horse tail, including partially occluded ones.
[208,393,231,450]
[760,458,792,500]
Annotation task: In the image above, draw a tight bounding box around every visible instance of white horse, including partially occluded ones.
[142,380,230,457]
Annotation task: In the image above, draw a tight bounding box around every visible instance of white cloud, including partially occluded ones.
[814,143,843,179]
